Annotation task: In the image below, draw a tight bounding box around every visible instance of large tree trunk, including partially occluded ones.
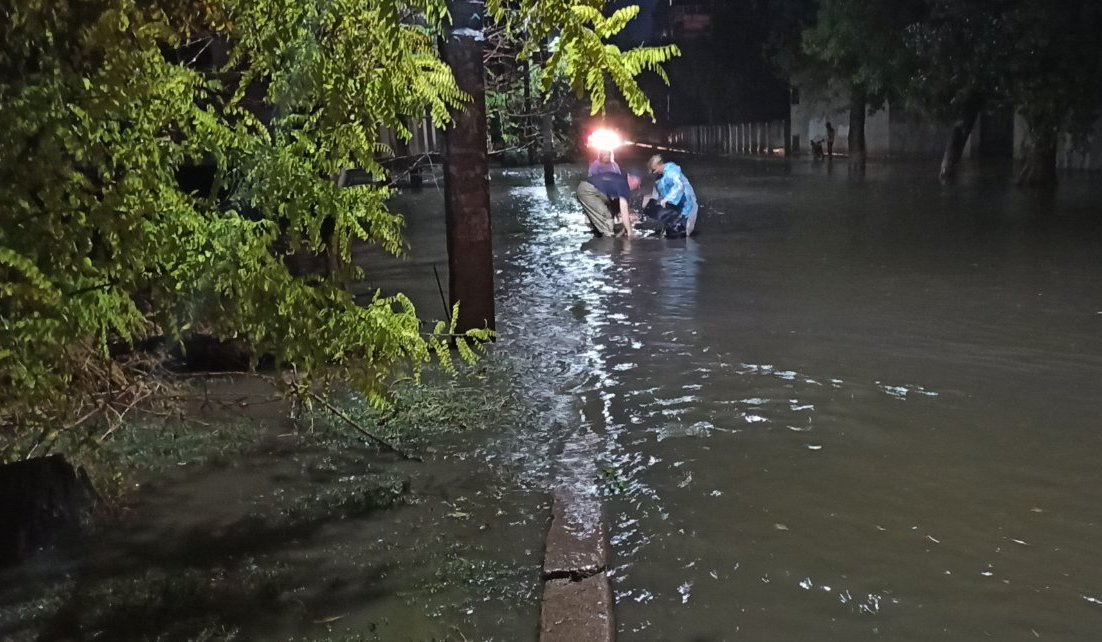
[939,96,983,182]
[1017,120,1059,187]
[541,109,555,186]
[848,83,867,171]
[540,45,555,186]
[442,0,495,333]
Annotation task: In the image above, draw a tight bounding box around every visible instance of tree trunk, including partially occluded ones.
[442,0,495,333]
[783,111,792,174]
[1016,121,1059,187]
[848,83,867,171]
[541,110,555,186]
[540,45,555,186]
[939,96,982,182]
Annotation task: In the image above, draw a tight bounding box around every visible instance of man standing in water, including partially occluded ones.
[642,154,698,237]
[576,169,640,237]
[825,121,835,158]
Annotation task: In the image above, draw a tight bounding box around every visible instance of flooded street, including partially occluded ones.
[379,157,1102,640]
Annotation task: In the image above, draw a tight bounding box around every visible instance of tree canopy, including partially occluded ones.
[0,0,677,454]
[787,0,1102,182]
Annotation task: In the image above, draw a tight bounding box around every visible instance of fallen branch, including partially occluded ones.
[303,390,421,462]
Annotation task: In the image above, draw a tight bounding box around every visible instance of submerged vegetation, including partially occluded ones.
[0,359,543,641]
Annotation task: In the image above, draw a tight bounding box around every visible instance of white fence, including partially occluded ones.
[668,120,788,156]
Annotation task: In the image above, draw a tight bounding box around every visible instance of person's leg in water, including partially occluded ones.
[662,210,686,238]
[636,201,664,232]
[642,201,687,237]
[576,180,616,237]
[683,201,699,237]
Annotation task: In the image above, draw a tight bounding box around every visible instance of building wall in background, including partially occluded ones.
[790,81,1018,161]
[1014,115,1102,170]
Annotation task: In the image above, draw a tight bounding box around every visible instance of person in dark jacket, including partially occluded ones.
[576,170,641,237]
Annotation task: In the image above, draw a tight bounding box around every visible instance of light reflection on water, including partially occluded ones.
[383,161,1102,641]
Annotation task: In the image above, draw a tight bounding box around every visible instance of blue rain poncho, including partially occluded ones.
[654,162,697,218]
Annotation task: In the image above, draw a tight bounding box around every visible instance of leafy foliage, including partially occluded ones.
[800,0,924,109]
[902,0,1013,121]
[486,0,679,118]
[0,0,674,450]
[791,0,1102,182]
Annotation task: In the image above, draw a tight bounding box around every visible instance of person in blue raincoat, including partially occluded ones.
[642,154,698,237]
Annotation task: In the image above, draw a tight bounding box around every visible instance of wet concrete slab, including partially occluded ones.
[540,429,615,641]
[540,573,615,642]
[543,487,609,579]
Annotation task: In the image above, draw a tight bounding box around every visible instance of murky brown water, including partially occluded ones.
[377,157,1102,641]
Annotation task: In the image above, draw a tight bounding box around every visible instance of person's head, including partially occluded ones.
[626,171,641,191]
[647,154,666,177]
[598,150,613,164]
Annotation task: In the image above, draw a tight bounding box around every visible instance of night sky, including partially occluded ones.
[609,0,661,47]
[608,1,792,128]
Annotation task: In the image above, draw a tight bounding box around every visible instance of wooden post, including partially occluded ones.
[442,0,495,333]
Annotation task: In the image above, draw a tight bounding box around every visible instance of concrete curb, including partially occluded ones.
[539,487,614,642]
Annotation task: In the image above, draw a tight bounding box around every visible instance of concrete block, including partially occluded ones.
[540,573,615,642]
[542,488,609,580]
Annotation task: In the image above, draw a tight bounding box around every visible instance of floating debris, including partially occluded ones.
[657,421,713,442]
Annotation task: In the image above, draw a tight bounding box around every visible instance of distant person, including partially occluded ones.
[576,170,640,237]
[825,121,835,158]
[641,154,698,238]
[588,150,622,177]
[811,139,825,161]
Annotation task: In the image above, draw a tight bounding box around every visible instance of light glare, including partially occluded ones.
[587,128,623,152]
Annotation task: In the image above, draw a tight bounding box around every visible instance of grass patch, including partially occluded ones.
[2,357,538,642]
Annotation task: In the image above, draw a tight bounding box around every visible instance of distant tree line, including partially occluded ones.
[785,0,1102,185]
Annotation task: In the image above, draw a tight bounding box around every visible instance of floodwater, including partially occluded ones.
[375,157,1102,641]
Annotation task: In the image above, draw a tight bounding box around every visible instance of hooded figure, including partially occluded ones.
[645,155,698,237]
